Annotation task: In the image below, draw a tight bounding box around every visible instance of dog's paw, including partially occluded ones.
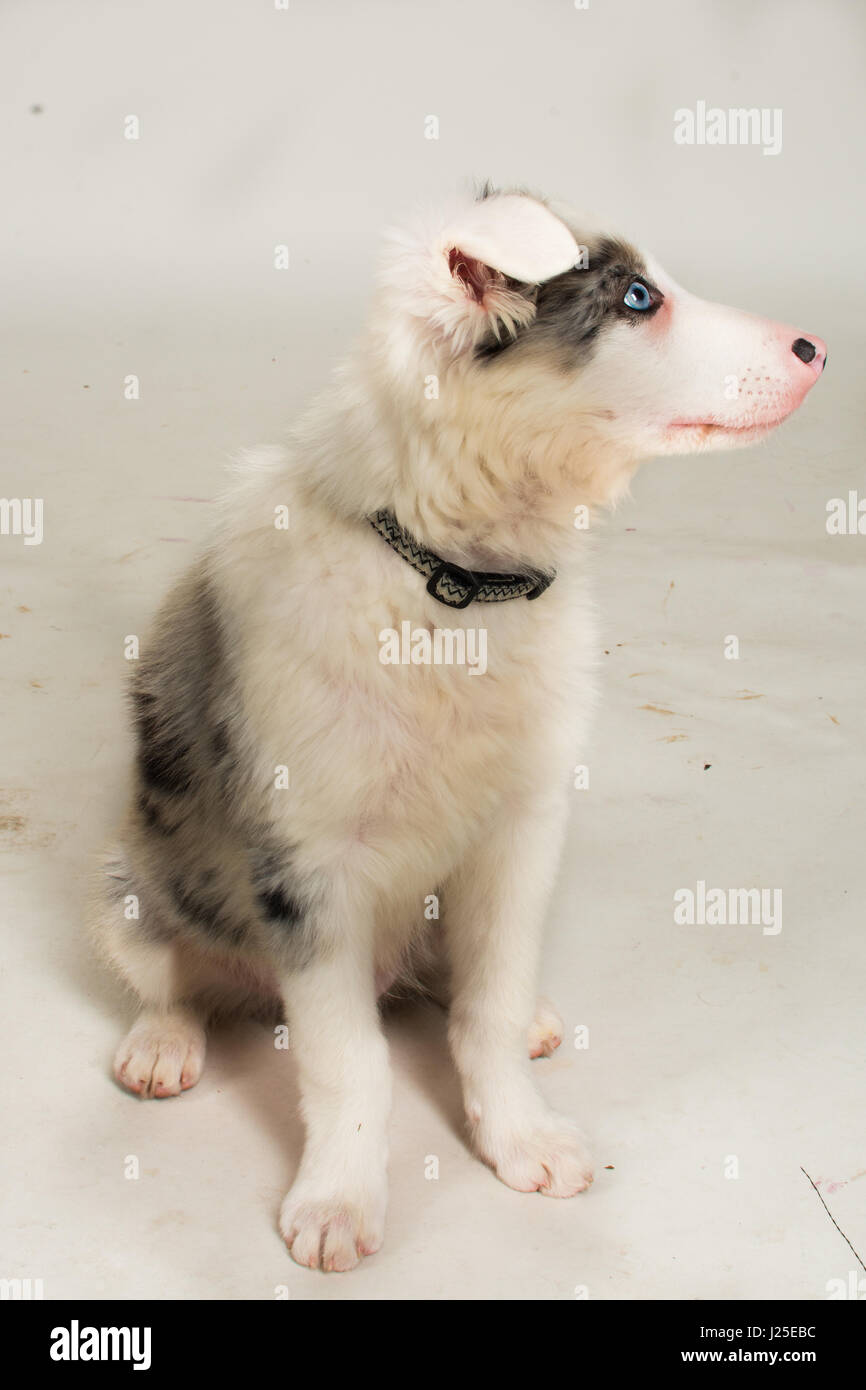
[528,997,563,1058]
[481,1116,593,1197]
[113,1010,206,1099]
[279,1187,385,1272]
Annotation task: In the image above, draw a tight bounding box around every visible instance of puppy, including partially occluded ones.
[91,186,826,1271]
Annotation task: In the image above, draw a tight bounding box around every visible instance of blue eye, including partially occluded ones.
[624,281,652,311]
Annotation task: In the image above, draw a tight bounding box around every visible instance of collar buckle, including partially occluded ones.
[426,562,478,610]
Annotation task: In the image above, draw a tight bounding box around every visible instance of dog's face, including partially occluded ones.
[370,189,827,558]
[518,237,827,459]
[379,190,826,468]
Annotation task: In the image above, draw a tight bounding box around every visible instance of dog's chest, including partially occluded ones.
[316,625,562,868]
[226,541,594,870]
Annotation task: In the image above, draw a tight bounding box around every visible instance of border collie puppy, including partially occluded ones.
[91,186,826,1271]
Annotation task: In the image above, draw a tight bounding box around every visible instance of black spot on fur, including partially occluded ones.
[132,689,195,796]
[169,876,219,931]
[210,720,241,799]
[169,874,247,946]
[249,844,305,933]
[211,724,229,761]
[137,787,182,837]
[257,883,303,926]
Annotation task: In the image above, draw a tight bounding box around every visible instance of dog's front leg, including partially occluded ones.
[444,796,593,1197]
[279,921,390,1271]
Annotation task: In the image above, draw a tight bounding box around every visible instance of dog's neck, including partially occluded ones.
[293,366,638,575]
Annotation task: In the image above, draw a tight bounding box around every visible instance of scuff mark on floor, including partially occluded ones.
[0,789,58,851]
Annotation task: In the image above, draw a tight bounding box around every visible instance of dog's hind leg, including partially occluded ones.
[110,941,207,1100]
[411,927,564,1059]
[91,852,208,1100]
[114,1011,206,1099]
[527,997,564,1059]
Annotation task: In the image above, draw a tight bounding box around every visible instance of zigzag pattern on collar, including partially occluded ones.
[368,509,555,610]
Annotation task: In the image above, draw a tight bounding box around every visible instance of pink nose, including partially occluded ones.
[791,335,827,374]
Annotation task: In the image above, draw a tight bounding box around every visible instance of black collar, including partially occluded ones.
[369,510,555,610]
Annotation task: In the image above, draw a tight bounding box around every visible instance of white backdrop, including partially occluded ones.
[1,0,864,1303]
[4,0,864,304]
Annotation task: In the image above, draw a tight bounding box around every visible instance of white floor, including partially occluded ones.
[1,284,863,1301]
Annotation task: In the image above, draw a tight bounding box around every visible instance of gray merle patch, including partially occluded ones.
[476,236,661,368]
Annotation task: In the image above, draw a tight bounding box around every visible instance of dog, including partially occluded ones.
[91,185,826,1271]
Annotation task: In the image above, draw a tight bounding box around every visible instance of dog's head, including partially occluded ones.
[368,187,825,556]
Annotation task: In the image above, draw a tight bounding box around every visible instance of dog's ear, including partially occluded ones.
[437,195,580,350]
[384,194,580,353]
[445,194,580,288]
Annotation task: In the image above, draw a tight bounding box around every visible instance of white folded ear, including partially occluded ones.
[443,194,581,285]
[382,193,581,355]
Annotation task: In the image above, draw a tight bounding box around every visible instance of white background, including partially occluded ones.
[1,0,864,1300]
